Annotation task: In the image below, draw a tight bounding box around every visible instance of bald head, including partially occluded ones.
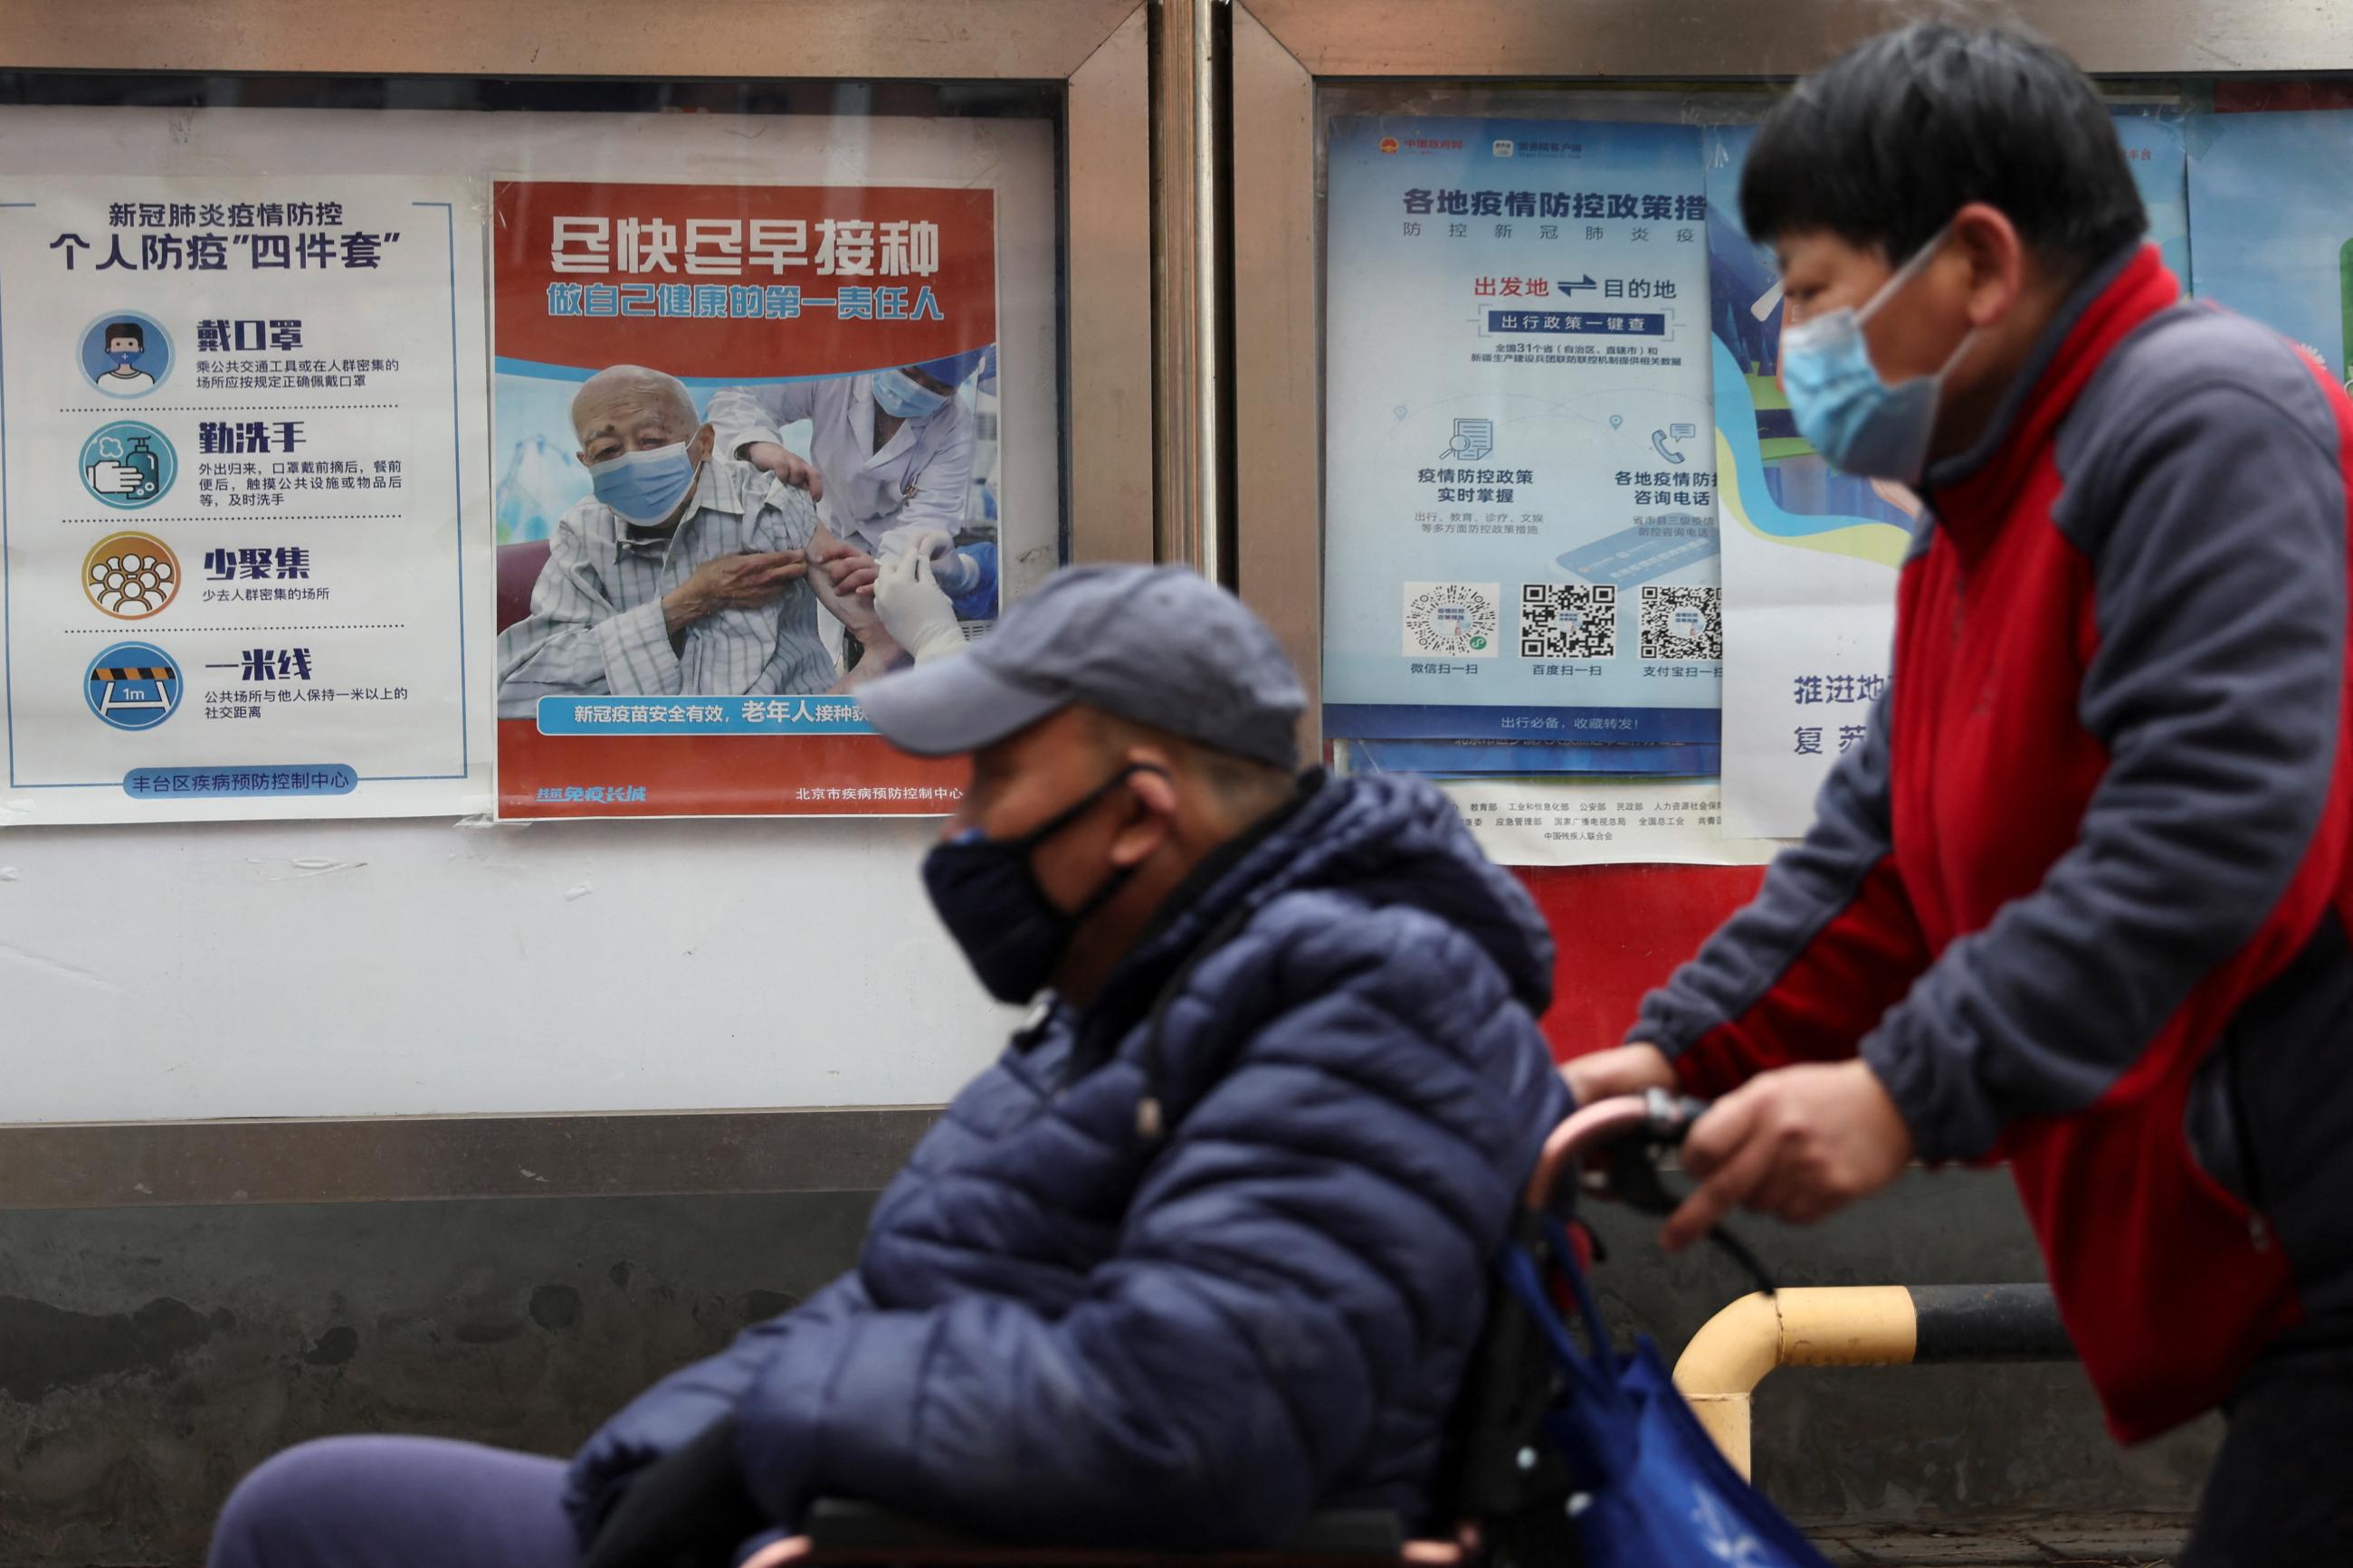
[572,365,699,453]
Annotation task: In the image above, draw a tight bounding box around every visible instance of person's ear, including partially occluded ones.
[690,423,716,464]
[576,449,593,470]
[1107,755,1178,869]
[1950,202,2024,328]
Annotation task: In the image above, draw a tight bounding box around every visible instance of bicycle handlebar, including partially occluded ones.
[1523,1088,1707,1210]
[1524,1089,1779,1296]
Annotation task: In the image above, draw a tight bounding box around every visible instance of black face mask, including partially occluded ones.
[921,765,1164,1003]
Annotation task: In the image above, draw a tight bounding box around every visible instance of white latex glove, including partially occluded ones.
[911,528,979,596]
[872,547,967,663]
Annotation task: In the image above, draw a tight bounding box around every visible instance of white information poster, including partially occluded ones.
[1438,774,1779,868]
[0,176,491,824]
[1321,118,1720,759]
[1702,123,1913,839]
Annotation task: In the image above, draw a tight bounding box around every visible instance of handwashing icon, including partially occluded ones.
[87,435,160,499]
[80,422,176,509]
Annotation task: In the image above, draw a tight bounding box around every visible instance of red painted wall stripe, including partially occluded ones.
[1511,863,1764,1060]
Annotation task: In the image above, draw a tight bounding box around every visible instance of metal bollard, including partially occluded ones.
[1671,1284,2074,1479]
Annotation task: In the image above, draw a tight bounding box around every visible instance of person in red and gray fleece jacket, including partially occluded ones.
[1570,25,2353,1566]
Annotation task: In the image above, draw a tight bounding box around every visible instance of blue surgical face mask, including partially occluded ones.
[588,442,699,526]
[110,349,142,369]
[1778,228,1975,484]
[872,368,950,421]
[922,765,1162,1003]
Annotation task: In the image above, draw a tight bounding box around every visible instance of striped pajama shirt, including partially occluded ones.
[496,459,837,718]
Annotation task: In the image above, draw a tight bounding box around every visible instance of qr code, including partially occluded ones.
[1519,583,1616,659]
[1402,582,1500,657]
[1639,584,1723,660]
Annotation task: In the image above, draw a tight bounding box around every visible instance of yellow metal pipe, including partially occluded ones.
[1672,1287,1918,1479]
[1672,1290,1778,1477]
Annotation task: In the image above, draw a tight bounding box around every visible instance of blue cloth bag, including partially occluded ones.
[1501,1221,1834,1568]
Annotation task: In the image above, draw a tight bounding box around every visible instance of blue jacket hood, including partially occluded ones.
[1094,770,1557,1029]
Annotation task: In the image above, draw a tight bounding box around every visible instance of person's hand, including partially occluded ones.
[812,537,880,599]
[563,1337,778,1546]
[911,528,981,595]
[580,1417,767,1568]
[808,547,890,642]
[872,546,967,663]
[663,550,806,634]
[1661,1060,1912,1251]
[1560,1042,1676,1107]
[742,442,824,502]
[87,459,147,496]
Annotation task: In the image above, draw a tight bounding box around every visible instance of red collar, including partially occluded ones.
[1923,244,2181,552]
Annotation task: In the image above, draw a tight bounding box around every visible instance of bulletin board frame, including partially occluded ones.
[0,0,1155,1207]
[1227,0,2353,748]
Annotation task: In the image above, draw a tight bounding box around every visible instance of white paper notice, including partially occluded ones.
[1442,774,1783,868]
[1711,412,1900,839]
[0,176,491,824]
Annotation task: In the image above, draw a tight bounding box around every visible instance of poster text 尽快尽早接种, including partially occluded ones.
[491,180,1001,818]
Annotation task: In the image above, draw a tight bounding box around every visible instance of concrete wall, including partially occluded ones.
[0,1169,2213,1567]
[0,1193,873,1567]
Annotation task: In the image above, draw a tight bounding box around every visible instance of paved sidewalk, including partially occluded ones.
[1806,1511,2186,1565]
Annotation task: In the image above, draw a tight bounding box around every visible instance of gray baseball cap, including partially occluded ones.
[857,565,1305,769]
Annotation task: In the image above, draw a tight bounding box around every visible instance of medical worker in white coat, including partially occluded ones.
[706,347,990,572]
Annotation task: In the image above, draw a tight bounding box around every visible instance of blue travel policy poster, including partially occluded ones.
[1321,119,1718,753]
[2186,107,2353,387]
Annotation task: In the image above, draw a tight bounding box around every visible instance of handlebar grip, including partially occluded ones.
[1640,1088,1710,1145]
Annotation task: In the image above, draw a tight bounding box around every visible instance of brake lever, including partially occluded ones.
[1602,1094,1779,1297]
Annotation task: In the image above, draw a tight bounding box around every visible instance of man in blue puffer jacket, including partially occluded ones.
[208,565,1569,1568]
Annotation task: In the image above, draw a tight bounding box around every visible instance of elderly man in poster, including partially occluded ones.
[496,365,899,717]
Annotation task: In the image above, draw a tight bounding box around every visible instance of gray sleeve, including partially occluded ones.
[1862,376,2348,1160]
[748,487,840,697]
[1631,698,1931,1097]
